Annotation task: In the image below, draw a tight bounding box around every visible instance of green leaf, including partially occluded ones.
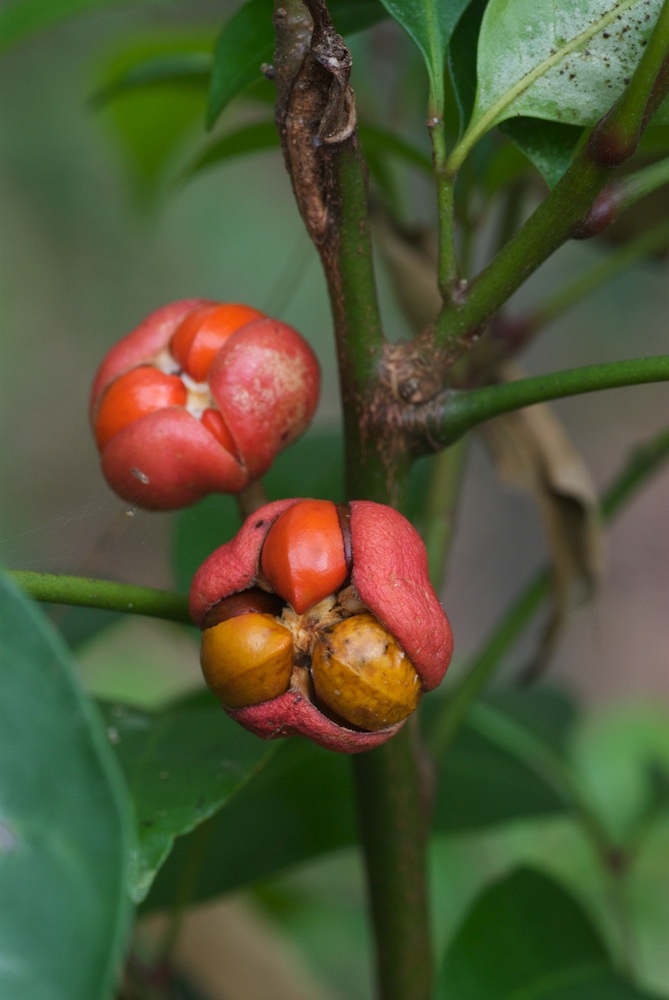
[448,0,487,131]
[142,688,575,911]
[438,866,660,999]
[142,735,357,911]
[0,0,131,55]
[378,0,472,108]
[330,0,389,34]
[359,122,433,175]
[571,702,669,843]
[185,119,280,181]
[470,0,668,139]
[0,573,132,1000]
[381,0,469,113]
[100,694,275,902]
[500,117,584,187]
[91,51,212,109]
[206,0,274,129]
[431,688,576,831]
[96,35,212,199]
[206,0,387,129]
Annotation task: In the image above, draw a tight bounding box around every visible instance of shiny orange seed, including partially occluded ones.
[311,613,421,732]
[200,612,294,710]
[95,366,187,449]
[260,499,348,614]
[170,303,265,383]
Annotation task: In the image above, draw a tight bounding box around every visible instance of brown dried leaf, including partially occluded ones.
[481,368,604,680]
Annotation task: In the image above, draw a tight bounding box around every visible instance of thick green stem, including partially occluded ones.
[331,146,432,999]
[7,570,191,624]
[329,142,432,1000]
[429,119,458,298]
[419,356,669,447]
[353,719,433,1000]
[589,0,669,163]
[434,151,610,348]
[323,143,391,502]
[273,7,433,998]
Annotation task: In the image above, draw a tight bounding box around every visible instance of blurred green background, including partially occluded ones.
[2,5,669,998]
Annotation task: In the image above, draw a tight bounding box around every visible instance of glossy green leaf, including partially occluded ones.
[142,688,574,910]
[438,866,660,998]
[500,117,584,187]
[469,0,668,140]
[206,0,274,129]
[0,573,132,1000]
[185,119,280,181]
[96,35,211,199]
[100,694,275,902]
[448,0,486,131]
[430,688,576,831]
[359,122,432,175]
[206,0,387,129]
[378,0,472,107]
[0,0,132,54]
[91,51,212,109]
[142,734,356,911]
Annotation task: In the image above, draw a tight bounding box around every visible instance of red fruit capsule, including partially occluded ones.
[190,498,454,753]
[90,301,320,510]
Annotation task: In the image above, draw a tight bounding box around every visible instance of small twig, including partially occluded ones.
[7,570,191,624]
[235,480,269,521]
[407,356,669,450]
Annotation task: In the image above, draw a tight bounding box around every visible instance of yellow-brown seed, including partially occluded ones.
[311,612,421,731]
[200,613,294,709]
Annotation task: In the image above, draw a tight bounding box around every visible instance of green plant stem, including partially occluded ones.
[422,440,468,592]
[527,218,669,332]
[352,719,433,1000]
[333,136,432,1000]
[434,150,611,348]
[419,356,669,447]
[329,96,432,1000]
[613,155,669,212]
[428,426,669,760]
[326,143,392,501]
[236,479,269,520]
[429,119,458,298]
[272,7,434,999]
[7,570,191,624]
[590,0,669,158]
